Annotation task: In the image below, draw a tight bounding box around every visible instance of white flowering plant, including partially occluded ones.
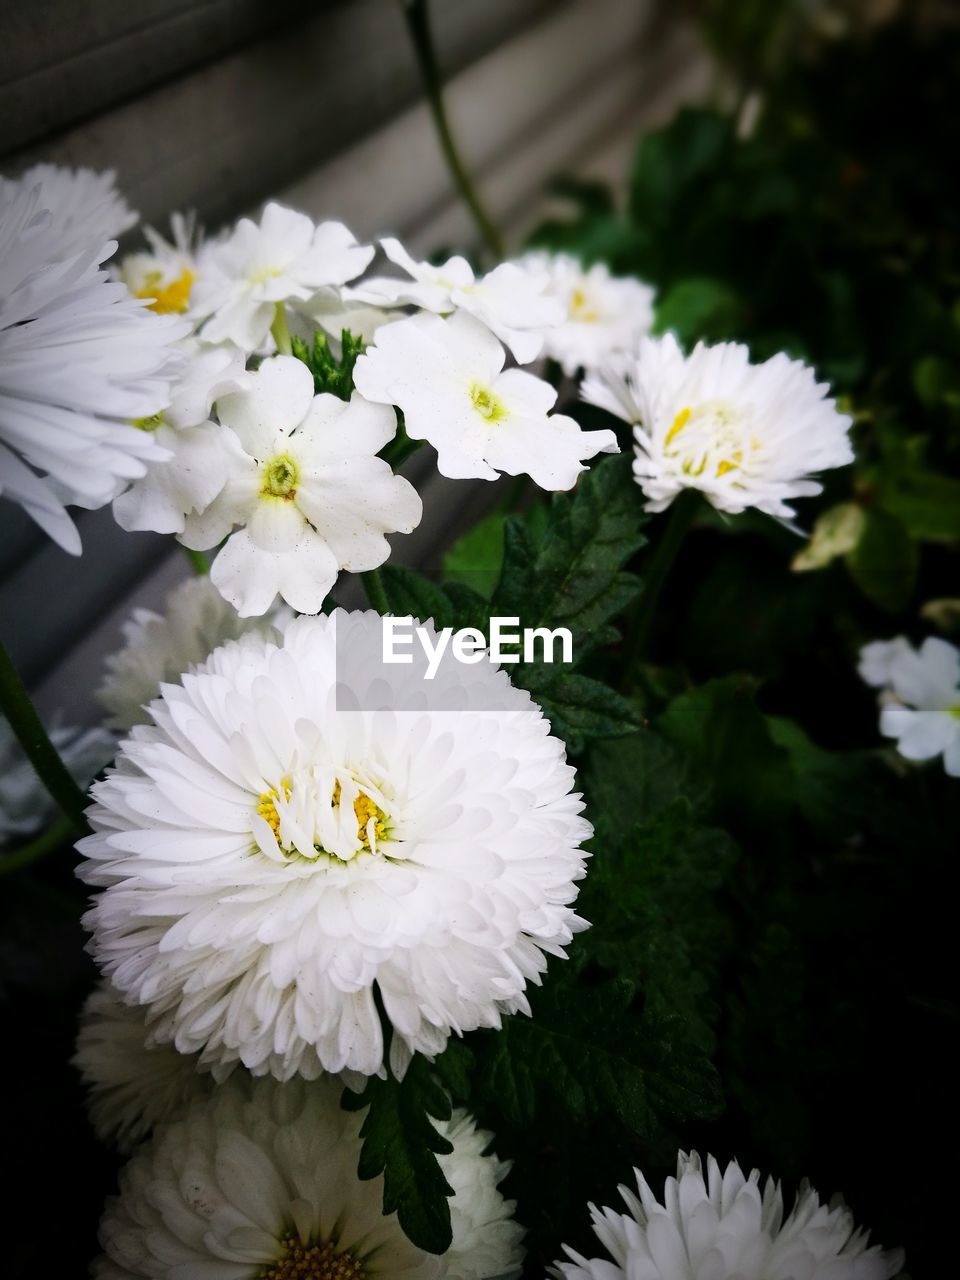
[0,8,954,1277]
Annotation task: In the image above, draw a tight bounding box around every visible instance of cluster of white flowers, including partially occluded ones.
[553,1150,902,1280]
[859,634,960,775]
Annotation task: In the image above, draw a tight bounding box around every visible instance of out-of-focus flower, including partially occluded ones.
[0,716,114,846]
[552,1150,903,1280]
[582,332,853,519]
[349,238,563,363]
[191,202,373,350]
[512,251,655,375]
[118,211,199,316]
[179,355,420,615]
[859,635,960,775]
[354,311,617,489]
[78,611,591,1080]
[0,163,136,258]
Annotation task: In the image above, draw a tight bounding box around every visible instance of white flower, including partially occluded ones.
[92,1075,523,1280]
[0,163,136,258]
[179,355,421,616]
[859,635,960,776]
[73,982,210,1153]
[582,332,854,519]
[512,252,655,375]
[348,238,564,363]
[97,575,288,731]
[78,610,591,1080]
[0,716,114,846]
[354,311,617,488]
[117,211,199,316]
[553,1150,903,1280]
[0,178,188,552]
[191,202,373,350]
[111,337,248,535]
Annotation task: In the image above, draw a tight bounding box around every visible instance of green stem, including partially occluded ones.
[0,814,75,877]
[401,0,505,259]
[360,568,391,615]
[0,638,89,826]
[183,545,209,575]
[622,490,700,681]
[271,303,292,355]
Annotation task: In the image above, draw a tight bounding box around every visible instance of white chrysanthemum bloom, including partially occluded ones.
[117,211,199,317]
[78,610,591,1079]
[97,575,288,730]
[179,355,421,616]
[512,252,655,376]
[0,716,114,846]
[348,238,564,363]
[354,311,617,488]
[111,337,248,534]
[859,635,960,776]
[0,178,188,552]
[191,202,373,350]
[93,1076,522,1280]
[553,1150,903,1280]
[0,163,136,258]
[582,332,854,519]
[74,982,210,1153]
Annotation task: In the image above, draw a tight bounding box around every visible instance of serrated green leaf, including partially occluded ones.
[520,667,641,754]
[442,512,506,599]
[845,507,918,612]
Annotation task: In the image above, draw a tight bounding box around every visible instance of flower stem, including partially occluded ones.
[271,303,292,355]
[621,490,701,682]
[183,545,209,575]
[401,0,505,260]
[0,638,89,826]
[360,568,391,615]
[0,814,75,877]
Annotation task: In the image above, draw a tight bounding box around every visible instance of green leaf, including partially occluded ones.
[379,564,487,632]
[653,276,744,345]
[845,507,918,612]
[876,469,960,542]
[520,667,641,754]
[442,512,506,599]
[342,1055,454,1254]
[791,502,867,571]
[629,109,733,227]
[291,328,364,400]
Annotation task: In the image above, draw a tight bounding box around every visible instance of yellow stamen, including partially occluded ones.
[261,454,300,500]
[665,406,692,447]
[716,452,743,477]
[136,269,195,314]
[132,412,165,432]
[569,287,600,322]
[332,781,389,851]
[470,384,507,422]
[257,781,291,841]
[260,1235,364,1280]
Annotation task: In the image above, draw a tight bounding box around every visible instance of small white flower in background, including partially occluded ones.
[97,575,289,731]
[859,635,960,776]
[299,286,395,346]
[179,355,420,615]
[73,982,210,1153]
[191,201,373,350]
[354,310,618,489]
[117,210,199,316]
[0,716,114,846]
[111,337,248,535]
[0,163,136,258]
[553,1150,903,1280]
[512,251,656,375]
[348,237,564,363]
[92,1076,523,1280]
[78,610,590,1081]
[0,176,188,552]
[582,332,854,520]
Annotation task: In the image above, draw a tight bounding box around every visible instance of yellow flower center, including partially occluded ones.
[332,781,390,851]
[136,269,195,314]
[132,412,166,432]
[664,402,746,478]
[261,454,300,500]
[260,1236,364,1280]
[471,384,507,422]
[569,287,600,323]
[257,781,292,840]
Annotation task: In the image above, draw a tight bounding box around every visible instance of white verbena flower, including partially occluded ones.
[111,337,248,535]
[97,575,289,731]
[348,237,564,363]
[180,355,421,616]
[512,251,655,376]
[553,1150,903,1280]
[582,332,854,519]
[0,716,114,847]
[117,211,199,317]
[93,1076,522,1280]
[0,177,188,552]
[859,635,960,776]
[353,310,618,489]
[73,982,210,1153]
[78,610,591,1080]
[0,163,136,259]
[191,202,373,350]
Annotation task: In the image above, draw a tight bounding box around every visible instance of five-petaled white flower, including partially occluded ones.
[179,355,421,616]
[348,237,564,363]
[191,201,373,350]
[354,310,617,489]
[553,1150,903,1280]
[859,635,960,776]
[582,332,854,519]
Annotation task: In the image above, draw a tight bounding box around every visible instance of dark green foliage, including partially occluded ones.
[291,328,365,400]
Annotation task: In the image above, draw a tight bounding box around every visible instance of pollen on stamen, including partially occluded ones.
[136,269,195,315]
[259,1235,365,1280]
